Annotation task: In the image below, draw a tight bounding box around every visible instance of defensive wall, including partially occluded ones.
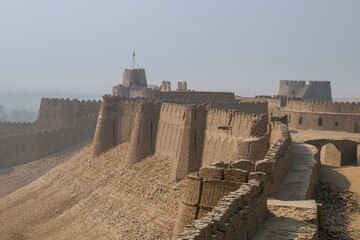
[92,96,270,180]
[0,113,98,169]
[265,97,360,133]
[0,98,101,138]
[0,98,101,169]
[174,122,295,239]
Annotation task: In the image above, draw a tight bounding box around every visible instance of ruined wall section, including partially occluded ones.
[0,113,98,169]
[202,109,269,166]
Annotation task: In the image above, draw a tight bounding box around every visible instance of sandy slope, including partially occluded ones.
[0,143,183,240]
[0,140,91,199]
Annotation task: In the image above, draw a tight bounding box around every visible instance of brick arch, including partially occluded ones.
[305,139,358,166]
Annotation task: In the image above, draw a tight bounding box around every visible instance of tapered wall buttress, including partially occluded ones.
[125,102,161,165]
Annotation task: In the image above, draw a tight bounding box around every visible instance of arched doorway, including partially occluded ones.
[320,143,342,166]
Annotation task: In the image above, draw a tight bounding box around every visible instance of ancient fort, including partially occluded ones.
[1,68,360,239]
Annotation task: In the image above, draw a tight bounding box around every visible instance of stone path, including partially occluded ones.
[276,143,319,200]
[252,143,320,240]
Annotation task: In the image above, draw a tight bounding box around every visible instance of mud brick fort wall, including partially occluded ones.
[174,121,292,239]
[0,98,101,168]
[92,96,270,180]
[266,97,360,133]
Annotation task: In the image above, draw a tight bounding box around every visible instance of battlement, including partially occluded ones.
[0,113,98,169]
[285,99,360,113]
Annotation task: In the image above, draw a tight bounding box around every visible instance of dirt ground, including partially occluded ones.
[0,143,184,240]
[318,164,360,239]
[0,140,91,199]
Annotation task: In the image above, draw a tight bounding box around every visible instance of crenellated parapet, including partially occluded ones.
[285,99,360,114]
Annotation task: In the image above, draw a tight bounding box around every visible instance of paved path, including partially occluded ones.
[275,143,319,200]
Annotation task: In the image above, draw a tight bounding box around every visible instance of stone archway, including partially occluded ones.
[320,143,342,166]
[305,139,359,166]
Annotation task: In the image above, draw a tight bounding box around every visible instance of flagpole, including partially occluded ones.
[132,52,135,69]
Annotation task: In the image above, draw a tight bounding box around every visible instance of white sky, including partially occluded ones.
[0,0,359,98]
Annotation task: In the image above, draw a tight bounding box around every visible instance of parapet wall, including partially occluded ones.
[0,113,98,169]
[255,122,292,196]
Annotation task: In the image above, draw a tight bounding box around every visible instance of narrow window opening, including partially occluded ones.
[318,118,323,126]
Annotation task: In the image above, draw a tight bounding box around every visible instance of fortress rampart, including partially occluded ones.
[174,121,293,239]
[0,98,101,169]
[91,96,269,180]
[266,97,360,132]
[0,113,98,169]
[0,98,101,138]
[177,179,266,240]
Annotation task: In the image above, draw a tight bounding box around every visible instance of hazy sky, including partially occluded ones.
[0,0,359,98]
